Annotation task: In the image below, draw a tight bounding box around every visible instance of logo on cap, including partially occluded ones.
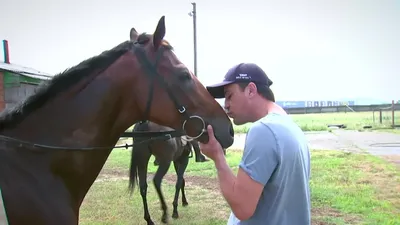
[236,73,251,80]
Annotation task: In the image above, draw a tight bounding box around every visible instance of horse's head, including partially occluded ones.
[121,16,233,148]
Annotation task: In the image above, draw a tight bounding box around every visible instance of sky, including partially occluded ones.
[1,0,399,102]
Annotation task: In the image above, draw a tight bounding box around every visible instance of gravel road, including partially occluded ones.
[229,130,400,157]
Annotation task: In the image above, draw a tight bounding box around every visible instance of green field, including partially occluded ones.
[80,148,400,225]
[233,111,400,133]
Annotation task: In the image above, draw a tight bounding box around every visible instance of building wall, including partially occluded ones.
[0,72,44,111]
[3,72,44,87]
[4,83,38,109]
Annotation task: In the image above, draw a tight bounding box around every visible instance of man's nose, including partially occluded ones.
[224,104,229,113]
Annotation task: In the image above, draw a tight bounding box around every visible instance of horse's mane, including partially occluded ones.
[0,40,134,130]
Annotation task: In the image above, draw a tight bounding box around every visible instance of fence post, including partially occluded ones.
[373,111,375,123]
[379,109,382,124]
[392,100,395,128]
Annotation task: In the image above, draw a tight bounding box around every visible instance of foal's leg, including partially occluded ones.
[153,158,159,166]
[191,141,209,162]
[181,174,188,206]
[172,155,189,219]
[138,152,154,225]
[172,161,181,219]
[180,156,189,207]
[153,161,171,224]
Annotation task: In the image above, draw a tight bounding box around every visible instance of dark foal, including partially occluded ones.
[153,139,208,166]
[129,121,204,225]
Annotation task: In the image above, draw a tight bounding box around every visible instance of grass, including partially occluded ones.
[80,149,400,225]
[233,111,400,133]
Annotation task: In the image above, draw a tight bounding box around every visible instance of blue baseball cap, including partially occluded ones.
[206,63,273,98]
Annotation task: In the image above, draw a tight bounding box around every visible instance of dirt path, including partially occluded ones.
[332,130,400,167]
[229,130,400,166]
[331,130,400,155]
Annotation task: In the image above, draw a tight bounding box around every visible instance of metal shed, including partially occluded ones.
[0,62,52,111]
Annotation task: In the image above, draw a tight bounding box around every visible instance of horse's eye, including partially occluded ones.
[178,73,192,82]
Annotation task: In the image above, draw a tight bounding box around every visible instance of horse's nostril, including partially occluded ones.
[229,125,234,136]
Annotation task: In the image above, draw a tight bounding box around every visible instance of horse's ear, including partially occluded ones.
[130,27,139,41]
[153,16,166,50]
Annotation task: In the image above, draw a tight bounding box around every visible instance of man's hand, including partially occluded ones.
[200,125,266,221]
[199,125,225,161]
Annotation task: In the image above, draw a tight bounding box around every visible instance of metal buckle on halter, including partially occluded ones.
[178,106,186,114]
[181,115,206,141]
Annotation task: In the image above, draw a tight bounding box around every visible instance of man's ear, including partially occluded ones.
[247,82,258,98]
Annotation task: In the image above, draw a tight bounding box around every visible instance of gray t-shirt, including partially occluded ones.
[227,113,311,225]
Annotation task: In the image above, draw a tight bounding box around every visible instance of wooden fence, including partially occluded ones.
[285,101,399,127]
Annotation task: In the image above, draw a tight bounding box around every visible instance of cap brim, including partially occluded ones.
[206,81,235,98]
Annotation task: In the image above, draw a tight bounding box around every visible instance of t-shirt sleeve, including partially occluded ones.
[239,122,278,186]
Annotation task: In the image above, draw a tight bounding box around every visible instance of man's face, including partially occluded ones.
[223,83,249,125]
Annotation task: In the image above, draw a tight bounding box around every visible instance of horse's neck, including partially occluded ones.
[2,75,136,205]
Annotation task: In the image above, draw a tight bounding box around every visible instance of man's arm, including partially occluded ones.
[213,123,278,220]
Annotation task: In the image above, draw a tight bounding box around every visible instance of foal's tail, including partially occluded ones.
[128,143,139,195]
[128,121,150,194]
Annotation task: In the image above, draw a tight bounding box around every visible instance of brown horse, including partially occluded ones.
[129,121,221,225]
[0,16,233,225]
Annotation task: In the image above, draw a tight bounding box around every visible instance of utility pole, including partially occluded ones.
[189,2,198,77]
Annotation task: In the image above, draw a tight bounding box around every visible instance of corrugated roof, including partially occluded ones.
[0,62,53,80]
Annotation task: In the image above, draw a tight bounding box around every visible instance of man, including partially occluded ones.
[200,63,311,225]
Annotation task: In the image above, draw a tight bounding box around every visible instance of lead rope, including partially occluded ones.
[0,133,179,152]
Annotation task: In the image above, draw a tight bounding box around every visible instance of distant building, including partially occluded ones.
[276,100,355,109]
